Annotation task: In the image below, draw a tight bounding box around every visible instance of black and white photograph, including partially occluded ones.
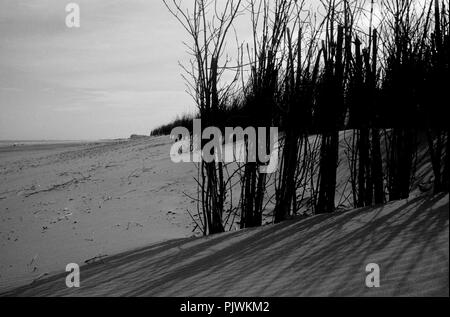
[0,0,448,301]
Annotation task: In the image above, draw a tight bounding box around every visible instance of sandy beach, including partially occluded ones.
[0,131,439,293]
[0,136,197,291]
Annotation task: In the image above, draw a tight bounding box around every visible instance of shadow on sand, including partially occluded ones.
[3,193,448,296]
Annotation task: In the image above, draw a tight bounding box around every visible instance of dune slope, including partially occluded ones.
[3,193,448,297]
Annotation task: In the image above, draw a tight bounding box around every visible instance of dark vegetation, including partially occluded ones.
[150,113,197,136]
[161,0,449,235]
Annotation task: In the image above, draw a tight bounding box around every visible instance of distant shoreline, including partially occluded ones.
[0,139,126,147]
[0,139,128,154]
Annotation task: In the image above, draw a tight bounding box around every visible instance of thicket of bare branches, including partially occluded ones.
[165,0,449,235]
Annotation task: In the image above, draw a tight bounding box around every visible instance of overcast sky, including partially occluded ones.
[0,0,383,140]
[0,0,199,140]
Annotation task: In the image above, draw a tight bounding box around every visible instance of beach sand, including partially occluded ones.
[0,132,444,295]
[3,193,448,296]
[0,136,196,291]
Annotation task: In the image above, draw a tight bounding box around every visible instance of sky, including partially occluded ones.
[0,0,387,141]
[0,0,197,140]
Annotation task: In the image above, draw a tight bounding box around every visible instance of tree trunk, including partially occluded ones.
[371,128,384,204]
